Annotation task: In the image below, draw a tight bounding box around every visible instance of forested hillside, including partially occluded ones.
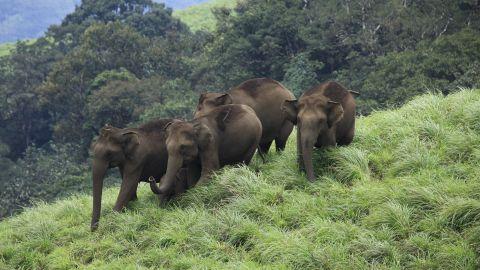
[1,90,479,268]
[0,0,479,223]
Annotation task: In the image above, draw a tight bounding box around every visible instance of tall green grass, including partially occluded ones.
[1,89,480,269]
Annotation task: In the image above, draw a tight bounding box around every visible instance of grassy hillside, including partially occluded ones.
[0,42,15,57]
[173,0,237,32]
[1,90,480,269]
[0,39,36,57]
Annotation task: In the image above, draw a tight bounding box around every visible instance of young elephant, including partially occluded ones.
[194,78,295,154]
[281,81,359,181]
[90,119,198,231]
[150,104,262,196]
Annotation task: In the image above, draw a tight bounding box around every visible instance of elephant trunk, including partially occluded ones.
[296,127,303,171]
[149,176,160,194]
[91,159,108,231]
[155,155,183,195]
[300,126,316,182]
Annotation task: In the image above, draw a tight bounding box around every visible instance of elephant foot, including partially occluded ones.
[90,222,99,232]
[113,205,126,213]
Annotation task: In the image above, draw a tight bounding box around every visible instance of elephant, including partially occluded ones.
[281,81,359,181]
[90,119,199,231]
[194,78,295,155]
[150,104,262,196]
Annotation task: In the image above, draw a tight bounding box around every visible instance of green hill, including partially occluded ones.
[1,90,480,269]
[0,42,15,57]
[0,39,35,57]
[173,0,237,32]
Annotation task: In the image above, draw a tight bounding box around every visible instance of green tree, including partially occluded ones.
[139,78,196,122]
[48,0,188,49]
[38,22,150,143]
[362,28,480,108]
[197,0,307,90]
[282,53,321,96]
[0,39,57,158]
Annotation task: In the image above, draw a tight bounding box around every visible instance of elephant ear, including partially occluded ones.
[215,107,232,131]
[214,93,233,106]
[193,121,213,150]
[281,100,298,124]
[198,92,207,103]
[327,101,344,128]
[348,90,360,97]
[164,119,182,133]
[121,131,140,159]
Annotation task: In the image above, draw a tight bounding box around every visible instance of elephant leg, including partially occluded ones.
[244,141,259,166]
[119,167,138,202]
[338,127,355,146]
[187,163,202,188]
[113,170,141,212]
[259,141,273,155]
[174,169,188,196]
[275,121,294,152]
[257,146,267,163]
[129,189,138,202]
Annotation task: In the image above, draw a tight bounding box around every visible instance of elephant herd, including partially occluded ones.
[90,78,359,231]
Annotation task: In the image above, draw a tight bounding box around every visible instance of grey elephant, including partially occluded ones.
[282,81,359,181]
[194,78,295,155]
[90,119,199,231]
[150,104,262,198]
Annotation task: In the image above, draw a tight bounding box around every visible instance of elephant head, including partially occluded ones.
[90,124,139,231]
[153,120,218,195]
[281,97,344,181]
[194,92,233,118]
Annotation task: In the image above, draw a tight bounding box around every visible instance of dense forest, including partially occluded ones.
[0,0,479,217]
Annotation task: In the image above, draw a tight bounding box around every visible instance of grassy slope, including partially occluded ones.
[0,42,15,57]
[173,0,237,32]
[0,39,36,57]
[1,90,480,269]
